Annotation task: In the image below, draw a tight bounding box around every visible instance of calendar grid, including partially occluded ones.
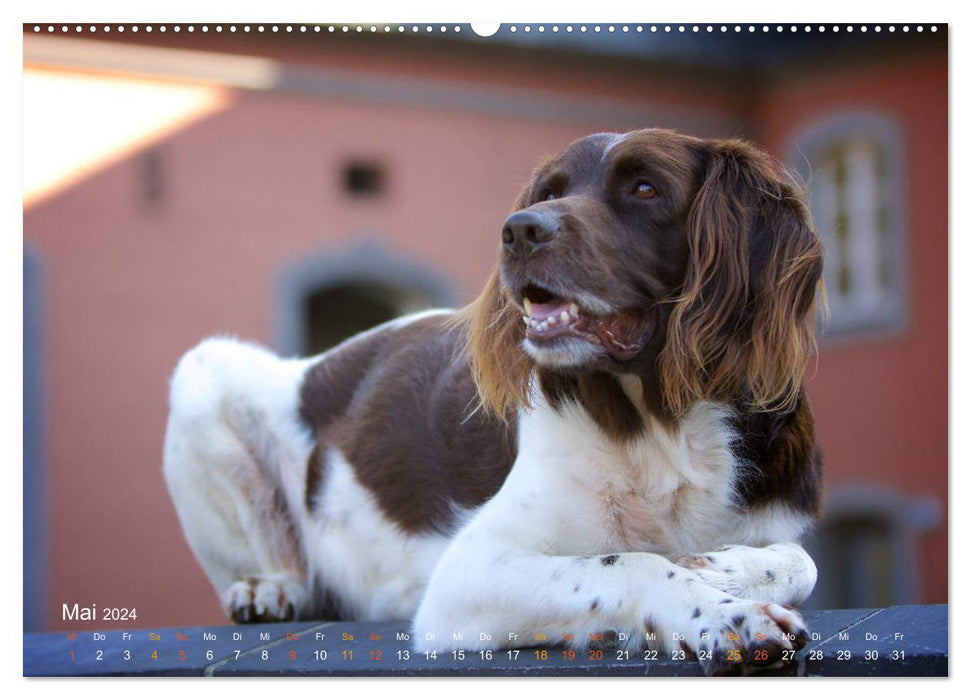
[24,604,946,677]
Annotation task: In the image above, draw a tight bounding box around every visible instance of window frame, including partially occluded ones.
[272,237,459,356]
[802,484,941,609]
[788,112,909,343]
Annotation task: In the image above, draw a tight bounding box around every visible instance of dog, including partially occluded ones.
[163,128,824,675]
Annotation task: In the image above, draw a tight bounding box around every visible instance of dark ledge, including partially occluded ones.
[24,604,947,677]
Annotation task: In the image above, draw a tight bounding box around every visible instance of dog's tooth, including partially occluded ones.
[522,316,529,325]
[560,311,570,324]
[524,298,533,316]
[569,303,580,318]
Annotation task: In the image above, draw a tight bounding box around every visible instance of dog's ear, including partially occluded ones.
[464,269,532,420]
[658,139,825,416]
[460,183,536,420]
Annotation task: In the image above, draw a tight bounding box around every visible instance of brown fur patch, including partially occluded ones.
[731,389,823,518]
[298,324,392,429]
[299,315,517,534]
[304,443,324,512]
[539,371,644,441]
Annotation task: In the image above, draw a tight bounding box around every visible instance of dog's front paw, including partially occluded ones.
[691,600,809,676]
[676,552,744,597]
[223,574,307,623]
[677,544,817,606]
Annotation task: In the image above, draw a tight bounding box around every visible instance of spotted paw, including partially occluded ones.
[693,600,809,676]
[676,552,745,597]
[223,575,308,623]
[676,544,817,605]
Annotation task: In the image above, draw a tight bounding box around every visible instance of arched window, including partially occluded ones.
[273,239,459,356]
[790,114,907,337]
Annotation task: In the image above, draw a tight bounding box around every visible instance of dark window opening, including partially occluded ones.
[816,515,895,609]
[343,161,384,197]
[303,283,400,354]
[804,487,940,610]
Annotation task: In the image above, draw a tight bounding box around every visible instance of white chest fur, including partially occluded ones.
[306,375,809,622]
[476,382,745,559]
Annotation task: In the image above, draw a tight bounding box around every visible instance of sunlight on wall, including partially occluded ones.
[23,67,233,208]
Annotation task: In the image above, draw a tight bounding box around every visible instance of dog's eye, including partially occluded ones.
[633,181,657,199]
[543,191,557,202]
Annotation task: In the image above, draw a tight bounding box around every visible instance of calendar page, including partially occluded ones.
[21,19,948,678]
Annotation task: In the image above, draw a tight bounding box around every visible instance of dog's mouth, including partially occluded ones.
[518,283,654,361]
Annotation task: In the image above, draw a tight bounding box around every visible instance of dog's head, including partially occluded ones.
[467,128,824,422]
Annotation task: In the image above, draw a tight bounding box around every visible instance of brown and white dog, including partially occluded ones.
[163,128,824,675]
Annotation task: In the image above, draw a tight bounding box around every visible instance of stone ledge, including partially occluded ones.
[23,604,947,677]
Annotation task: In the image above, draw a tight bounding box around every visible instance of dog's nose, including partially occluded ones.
[501,210,559,253]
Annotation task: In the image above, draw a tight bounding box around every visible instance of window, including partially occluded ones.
[792,114,906,336]
[303,282,423,355]
[810,510,897,608]
[273,239,458,356]
[802,486,940,609]
[342,161,384,197]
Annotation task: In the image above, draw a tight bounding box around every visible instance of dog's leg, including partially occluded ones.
[414,535,810,675]
[676,543,817,606]
[163,338,313,622]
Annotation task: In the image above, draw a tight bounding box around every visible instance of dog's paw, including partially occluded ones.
[676,544,816,606]
[692,600,809,676]
[223,575,307,623]
[676,552,745,597]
